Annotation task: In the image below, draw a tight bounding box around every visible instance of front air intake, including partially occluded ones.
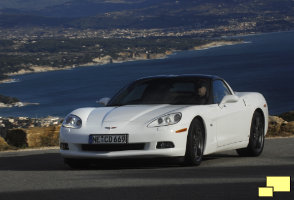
[81,143,145,152]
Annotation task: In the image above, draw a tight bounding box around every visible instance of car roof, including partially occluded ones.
[137,74,222,81]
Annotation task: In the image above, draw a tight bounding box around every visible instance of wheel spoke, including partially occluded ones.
[186,120,204,165]
[193,127,203,158]
[238,112,265,157]
[253,117,264,149]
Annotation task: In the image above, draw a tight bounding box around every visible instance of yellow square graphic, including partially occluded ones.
[259,187,273,197]
[266,176,291,192]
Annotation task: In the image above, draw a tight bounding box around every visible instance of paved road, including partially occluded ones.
[0,138,293,200]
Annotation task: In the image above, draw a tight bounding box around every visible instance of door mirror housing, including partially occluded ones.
[97,97,111,106]
[219,94,239,105]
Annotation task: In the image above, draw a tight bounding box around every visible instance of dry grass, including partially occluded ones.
[0,136,16,151]
[26,125,60,147]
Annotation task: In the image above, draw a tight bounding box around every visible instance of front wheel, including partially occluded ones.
[184,118,205,166]
[236,111,265,157]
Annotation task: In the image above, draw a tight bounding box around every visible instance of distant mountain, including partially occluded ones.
[0,14,68,28]
[0,0,68,11]
[0,0,160,17]
[0,0,293,30]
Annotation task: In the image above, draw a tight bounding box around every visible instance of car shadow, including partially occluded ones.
[0,150,239,171]
[203,153,239,161]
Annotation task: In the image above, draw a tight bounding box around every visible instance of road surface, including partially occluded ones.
[0,137,293,200]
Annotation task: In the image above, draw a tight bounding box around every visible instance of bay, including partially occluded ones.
[0,31,294,117]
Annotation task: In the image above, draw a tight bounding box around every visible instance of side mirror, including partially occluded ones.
[96,97,110,106]
[219,95,239,106]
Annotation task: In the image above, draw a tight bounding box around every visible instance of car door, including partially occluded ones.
[212,80,247,147]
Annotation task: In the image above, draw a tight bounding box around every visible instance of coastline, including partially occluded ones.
[0,78,17,84]
[0,102,40,108]
[193,40,243,50]
[3,65,73,78]
[0,40,244,84]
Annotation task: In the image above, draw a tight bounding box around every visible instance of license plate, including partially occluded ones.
[89,134,128,144]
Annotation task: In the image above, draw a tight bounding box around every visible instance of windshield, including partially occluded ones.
[107,77,211,106]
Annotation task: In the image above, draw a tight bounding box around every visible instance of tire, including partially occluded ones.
[64,158,90,169]
[184,118,205,166]
[236,111,265,157]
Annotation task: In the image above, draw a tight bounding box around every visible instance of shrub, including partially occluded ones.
[279,111,294,122]
[0,94,19,104]
[5,129,27,148]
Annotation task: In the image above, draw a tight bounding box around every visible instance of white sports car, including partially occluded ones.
[60,74,268,168]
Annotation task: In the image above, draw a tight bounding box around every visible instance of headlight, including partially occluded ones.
[147,113,182,127]
[62,114,82,129]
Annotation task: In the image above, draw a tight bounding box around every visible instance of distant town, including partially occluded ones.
[0,22,259,40]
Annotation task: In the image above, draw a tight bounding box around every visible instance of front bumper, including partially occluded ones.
[59,123,189,159]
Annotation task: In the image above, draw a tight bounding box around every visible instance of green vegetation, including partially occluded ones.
[6,129,27,148]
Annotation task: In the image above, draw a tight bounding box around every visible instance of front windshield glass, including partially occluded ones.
[107,77,211,106]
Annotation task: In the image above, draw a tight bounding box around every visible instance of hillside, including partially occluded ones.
[0,0,293,30]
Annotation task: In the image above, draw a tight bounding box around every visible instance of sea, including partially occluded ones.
[0,31,294,117]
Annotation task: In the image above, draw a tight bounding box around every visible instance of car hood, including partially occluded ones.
[81,104,187,126]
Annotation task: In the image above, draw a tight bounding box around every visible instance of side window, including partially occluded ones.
[213,80,231,104]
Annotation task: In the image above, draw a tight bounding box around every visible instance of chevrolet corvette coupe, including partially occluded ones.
[60,75,268,168]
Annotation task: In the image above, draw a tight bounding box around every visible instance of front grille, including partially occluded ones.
[81,143,145,152]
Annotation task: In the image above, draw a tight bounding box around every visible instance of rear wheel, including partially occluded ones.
[184,118,205,166]
[236,111,265,157]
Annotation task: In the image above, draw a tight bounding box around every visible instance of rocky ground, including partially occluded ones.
[267,111,294,137]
